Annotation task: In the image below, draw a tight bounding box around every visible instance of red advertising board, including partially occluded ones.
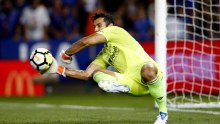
[140,40,220,94]
[0,61,44,96]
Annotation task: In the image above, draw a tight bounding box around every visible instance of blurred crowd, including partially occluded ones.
[0,0,156,42]
[0,0,220,43]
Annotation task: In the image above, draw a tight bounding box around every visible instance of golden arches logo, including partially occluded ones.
[5,70,34,97]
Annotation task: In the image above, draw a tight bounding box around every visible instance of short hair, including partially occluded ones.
[92,13,114,26]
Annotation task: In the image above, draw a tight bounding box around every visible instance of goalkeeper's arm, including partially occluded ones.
[43,58,115,80]
[60,33,106,64]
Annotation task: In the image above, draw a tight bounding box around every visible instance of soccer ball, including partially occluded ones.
[30,48,53,71]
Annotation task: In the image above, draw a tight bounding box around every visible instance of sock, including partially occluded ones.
[93,72,117,83]
[147,76,167,113]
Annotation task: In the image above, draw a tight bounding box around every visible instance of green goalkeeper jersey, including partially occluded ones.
[93,26,160,73]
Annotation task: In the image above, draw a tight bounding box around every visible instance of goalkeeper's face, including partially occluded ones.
[93,17,108,32]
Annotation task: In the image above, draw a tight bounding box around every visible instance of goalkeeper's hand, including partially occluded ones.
[60,50,72,64]
[41,57,66,77]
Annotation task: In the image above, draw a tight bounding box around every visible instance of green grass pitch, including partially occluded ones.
[0,93,220,124]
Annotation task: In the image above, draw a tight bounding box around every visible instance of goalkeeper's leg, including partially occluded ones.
[141,63,168,124]
[141,63,167,113]
[93,72,130,93]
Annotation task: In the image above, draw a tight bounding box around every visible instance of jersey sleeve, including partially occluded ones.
[97,26,114,42]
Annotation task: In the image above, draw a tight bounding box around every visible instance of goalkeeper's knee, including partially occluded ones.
[141,62,158,85]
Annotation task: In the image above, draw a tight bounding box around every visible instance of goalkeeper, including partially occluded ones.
[47,13,168,124]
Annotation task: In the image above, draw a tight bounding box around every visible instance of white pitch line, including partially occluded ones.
[0,102,134,111]
[60,105,134,110]
[1,102,220,115]
[169,108,220,115]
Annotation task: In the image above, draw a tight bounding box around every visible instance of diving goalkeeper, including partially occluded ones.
[46,13,168,124]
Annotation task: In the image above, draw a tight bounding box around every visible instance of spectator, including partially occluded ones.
[122,0,137,34]
[20,0,50,41]
[14,0,27,12]
[113,3,126,27]
[49,0,64,40]
[133,4,154,41]
[49,0,81,41]
[13,0,27,42]
[63,5,81,41]
[61,0,78,6]
[0,0,19,41]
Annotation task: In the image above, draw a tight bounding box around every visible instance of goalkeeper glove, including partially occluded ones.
[41,57,66,77]
[60,50,72,64]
